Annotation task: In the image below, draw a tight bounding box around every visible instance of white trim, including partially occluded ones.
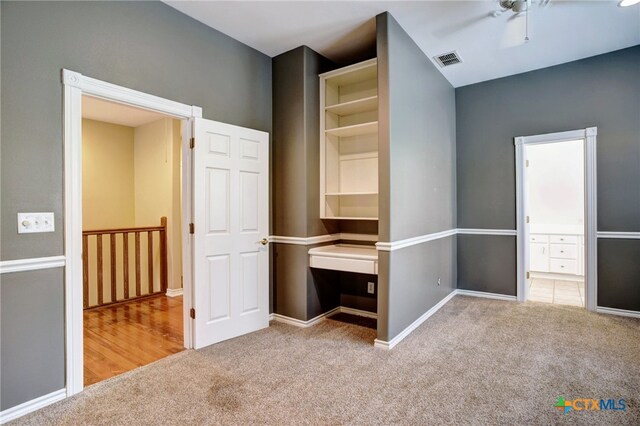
[166,288,183,298]
[374,290,457,350]
[269,234,339,245]
[62,70,202,119]
[269,306,377,327]
[456,228,517,236]
[375,228,457,252]
[597,231,640,240]
[0,388,66,424]
[339,306,378,319]
[270,307,341,328]
[455,289,517,301]
[514,128,591,146]
[269,233,378,246]
[514,127,597,311]
[0,256,66,274]
[596,306,640,319]
[63,69,201,398]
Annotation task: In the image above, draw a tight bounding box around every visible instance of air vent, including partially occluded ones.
[434,51,463,68]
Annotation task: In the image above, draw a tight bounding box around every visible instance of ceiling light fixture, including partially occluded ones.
[619,0,640,7]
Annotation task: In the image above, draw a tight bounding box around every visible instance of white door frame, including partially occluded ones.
[514,127,597,311]
[62,69,202,396]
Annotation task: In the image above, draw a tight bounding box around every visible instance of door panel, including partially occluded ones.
[193,118,269,349]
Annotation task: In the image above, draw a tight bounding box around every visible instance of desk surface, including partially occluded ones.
[308,244,377,261]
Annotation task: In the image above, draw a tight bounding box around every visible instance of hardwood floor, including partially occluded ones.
[84,295,184,386]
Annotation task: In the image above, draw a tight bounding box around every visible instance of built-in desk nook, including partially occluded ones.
[309,244,378,275]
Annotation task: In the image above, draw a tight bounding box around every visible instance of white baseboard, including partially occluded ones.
[270,305,377,327]
[339,306,377,319]
[374,290,457,350]
[455,289,517,302]
[0,388,66,424]
[596,306,640,319]
[165,288,183,298]
[270,307,341,328]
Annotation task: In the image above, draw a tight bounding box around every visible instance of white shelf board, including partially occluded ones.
[325,192,378,196]
[325,96,378,116]
[325,121,378,138]
[321,216,379,221]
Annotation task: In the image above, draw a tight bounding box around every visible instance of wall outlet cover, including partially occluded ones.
[367,282,375,294]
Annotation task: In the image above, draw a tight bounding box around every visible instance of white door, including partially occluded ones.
[192,118,269,349]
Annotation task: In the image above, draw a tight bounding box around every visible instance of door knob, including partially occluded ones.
[260,238,269,246]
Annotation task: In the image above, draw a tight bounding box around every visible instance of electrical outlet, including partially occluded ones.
[437,278,441,286]
[367,282,375,294]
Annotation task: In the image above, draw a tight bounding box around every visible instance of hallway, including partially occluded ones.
[84,295,184,386]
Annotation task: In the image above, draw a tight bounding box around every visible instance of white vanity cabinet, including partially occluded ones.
[529,233,584,277]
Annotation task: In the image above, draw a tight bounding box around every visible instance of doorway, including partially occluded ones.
[524,139,585,307]
[514,128,598,311]
[81,96,185,385]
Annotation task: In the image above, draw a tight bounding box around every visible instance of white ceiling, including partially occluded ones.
[82,96,168,127]
[165,0,640,87]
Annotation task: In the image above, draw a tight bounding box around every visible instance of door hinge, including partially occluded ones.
[189,223,194,234]
[526,160,530,167]
[526,271,531,279]
[190,137,195,149]
[190,308,195,319]
[526,216,530,224]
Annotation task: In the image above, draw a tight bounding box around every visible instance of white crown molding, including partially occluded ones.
[0,388,66,424]
[455,289,517,301]
[374,290,457,350]
[0,255,66,274]
[597,231,640,240]
[376,229,457,252]
[61,69,202,119]
[596,306,640,319]
[457,228,517,236]
[166,288,184,298]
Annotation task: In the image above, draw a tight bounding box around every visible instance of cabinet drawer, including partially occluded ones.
[549,259,577,275]
[549,235,578,244]
[530,234,549,243]
[550,244,577,259]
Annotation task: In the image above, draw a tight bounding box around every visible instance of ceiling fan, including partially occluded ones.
[491,0,552,44]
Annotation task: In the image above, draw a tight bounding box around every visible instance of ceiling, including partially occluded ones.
[82,96,168,127]
[165,0,640,87]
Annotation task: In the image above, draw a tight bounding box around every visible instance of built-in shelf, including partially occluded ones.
[325,96,378,116]
[325,121,378,138]
[320,58,379,221]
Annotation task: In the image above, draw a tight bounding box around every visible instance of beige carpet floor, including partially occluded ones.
[12,296,640,425]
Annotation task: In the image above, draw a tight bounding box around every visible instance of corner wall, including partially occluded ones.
[0,1,271,411]
[376,13,457,342]
[456,46,640,310]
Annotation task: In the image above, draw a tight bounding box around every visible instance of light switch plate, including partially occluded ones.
[18,212,55,234]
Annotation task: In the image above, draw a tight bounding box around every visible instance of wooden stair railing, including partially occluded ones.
[82,217,168,309]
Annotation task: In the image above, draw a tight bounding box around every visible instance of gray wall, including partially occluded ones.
[272,46,342,320]
[456,46,640,310]
[1,1,272,410]
[376,13,457,342]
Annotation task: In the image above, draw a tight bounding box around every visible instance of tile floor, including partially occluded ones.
[528,278,584,307]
